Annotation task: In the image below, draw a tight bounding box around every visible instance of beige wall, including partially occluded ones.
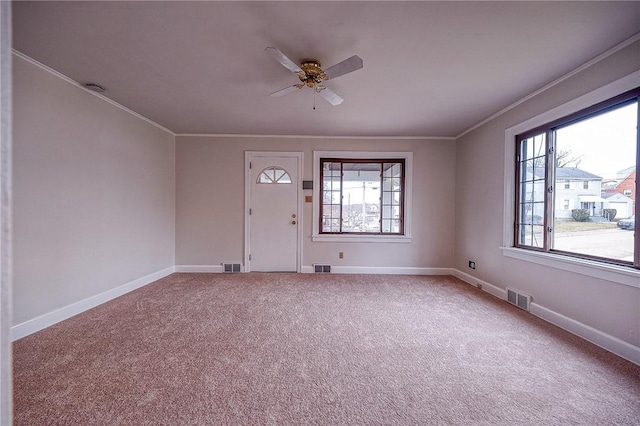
[454,40,640,347]
[12,56,176,325]
[10,38,639,359]
[176,137,456,269]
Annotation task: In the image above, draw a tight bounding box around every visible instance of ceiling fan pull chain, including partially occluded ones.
[313,89,316,110]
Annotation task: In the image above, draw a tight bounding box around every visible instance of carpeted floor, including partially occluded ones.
[13,273,640,425]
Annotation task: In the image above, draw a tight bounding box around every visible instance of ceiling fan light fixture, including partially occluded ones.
[298,59,328,88]
[265,47,362,106]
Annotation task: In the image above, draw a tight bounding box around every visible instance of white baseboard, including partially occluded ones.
[174,265,224,273]
[530,303,640,365]
[451,269,506,299]
[302,266,452,275]
[451,268,639,366]
[13,264,638,365]
[10,266,175,341]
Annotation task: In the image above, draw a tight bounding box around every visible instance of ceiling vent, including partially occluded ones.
[84,83,105,93]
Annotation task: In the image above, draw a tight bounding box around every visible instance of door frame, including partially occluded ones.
[244,151,303,272]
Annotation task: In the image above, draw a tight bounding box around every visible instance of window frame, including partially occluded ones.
[312,151,413,243]
[319,158,405,235]
[513,87,639,267]
[502,71,640,288]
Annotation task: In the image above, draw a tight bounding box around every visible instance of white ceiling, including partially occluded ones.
[12,1,640,137]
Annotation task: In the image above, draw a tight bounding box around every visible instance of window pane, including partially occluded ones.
[341,163,381,233]
[382,218,401,233]
[320,158,405,235]
[552,102,637,262]
[257,167,291,184]
[382,162,403,234]
[518,224,545,248]
[516,133,547,247]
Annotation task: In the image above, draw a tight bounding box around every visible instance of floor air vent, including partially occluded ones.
[314,264,331,273]
[223,263,241,273]
[506,288,531,311]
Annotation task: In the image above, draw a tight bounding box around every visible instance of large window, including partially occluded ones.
[320,159,405,234]
[515,87,639,269]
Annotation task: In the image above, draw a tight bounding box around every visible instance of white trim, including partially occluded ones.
[502,70,640,284]
[174,265,224,273]
[451,269,506,300]
[451,269,639,365]
[0,2,11,423]
[176,133,454,141]
[312,235,412,243]
[501,247,640,288]
[302,266,452,275]
[457,32,640,139]
[312,151,413,241]
[10,264,639,365]
[12,50,176,136]
[10,266,175,341]
[245,151,303,273]
[530,303,640,365]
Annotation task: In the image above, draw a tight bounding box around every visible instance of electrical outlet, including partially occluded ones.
[339,252,344,259]
[468,260,476,269]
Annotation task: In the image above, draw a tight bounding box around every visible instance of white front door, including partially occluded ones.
[247,153,301,272]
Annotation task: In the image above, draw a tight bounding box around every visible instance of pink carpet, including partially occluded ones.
[13,273,640,424]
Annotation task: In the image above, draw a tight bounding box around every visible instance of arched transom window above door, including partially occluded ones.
[257,166,292,184]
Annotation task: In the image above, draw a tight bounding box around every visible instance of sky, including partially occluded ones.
[556,101,637,181]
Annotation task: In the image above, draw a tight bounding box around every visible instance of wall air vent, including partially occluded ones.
[223,263,241,273]
[506,288,531,311]
[314,264,331,273]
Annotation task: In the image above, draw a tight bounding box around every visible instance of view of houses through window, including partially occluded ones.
[516,89,638,267]
[320,159,404,234]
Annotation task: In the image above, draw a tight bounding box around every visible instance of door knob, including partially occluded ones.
[291,220,297,225]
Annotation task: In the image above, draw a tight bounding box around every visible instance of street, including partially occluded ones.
[553,228,635,262]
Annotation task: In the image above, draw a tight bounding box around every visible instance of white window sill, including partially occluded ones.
[501,247,640,289]
[312,234,412,243]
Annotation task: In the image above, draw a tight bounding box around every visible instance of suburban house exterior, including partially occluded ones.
[603,192,634,219]
[553,168,605,219]
[603,166,636,217]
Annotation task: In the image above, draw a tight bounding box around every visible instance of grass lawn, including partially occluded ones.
[554,220,617,232]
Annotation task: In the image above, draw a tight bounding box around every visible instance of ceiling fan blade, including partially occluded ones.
[269,84,303,97]
[265,47,302,73]
[324,55,363,80]
[318,87,344,106]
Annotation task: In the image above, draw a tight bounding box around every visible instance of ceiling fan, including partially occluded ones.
[265,47,363,106]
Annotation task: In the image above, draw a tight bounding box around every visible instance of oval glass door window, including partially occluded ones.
[257,166,292,184]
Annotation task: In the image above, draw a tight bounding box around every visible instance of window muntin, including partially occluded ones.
[515,88,639,269]
[320,159,404,234]
[516,132,547,249]
[257,166,291,184]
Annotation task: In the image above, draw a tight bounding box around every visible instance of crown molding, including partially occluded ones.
[175,133,455,141]
[12,49,176,136]
[456,32,640,140]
